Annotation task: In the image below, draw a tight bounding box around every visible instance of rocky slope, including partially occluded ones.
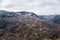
[0,10,60,40]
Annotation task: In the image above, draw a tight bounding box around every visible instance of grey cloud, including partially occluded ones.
[0,0,60,15]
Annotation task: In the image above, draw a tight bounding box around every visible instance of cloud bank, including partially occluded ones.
[0,0,60,15]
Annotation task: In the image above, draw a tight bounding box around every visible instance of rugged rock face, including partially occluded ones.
[0,10,60,40]
[0,17,47,40]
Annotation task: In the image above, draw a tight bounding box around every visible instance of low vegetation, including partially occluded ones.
[0,11,60,40]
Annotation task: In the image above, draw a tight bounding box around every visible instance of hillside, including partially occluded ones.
[0,10,60,40]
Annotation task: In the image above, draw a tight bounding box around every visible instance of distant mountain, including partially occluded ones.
[39,15,55,20]
[0,10,56,20]
[0,10,18,17]
[16,11,40,18]
[0,10,39,18]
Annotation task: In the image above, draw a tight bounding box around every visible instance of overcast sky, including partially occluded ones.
[0,0,60,15]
